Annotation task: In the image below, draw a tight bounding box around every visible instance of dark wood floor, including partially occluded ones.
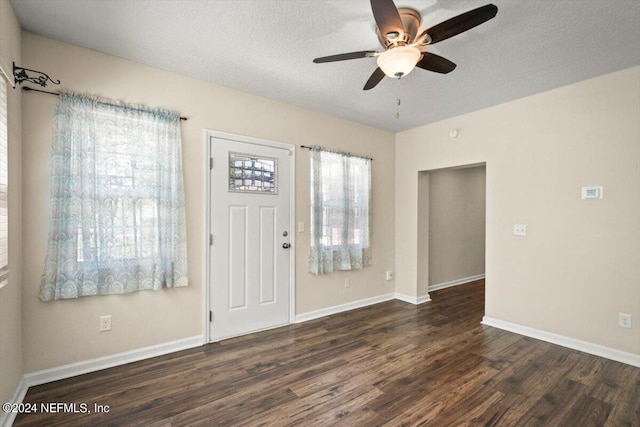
[15,280,640,426]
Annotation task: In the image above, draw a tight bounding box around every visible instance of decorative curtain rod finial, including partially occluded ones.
[13,62,61,88]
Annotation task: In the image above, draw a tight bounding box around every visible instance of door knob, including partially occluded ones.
[282,243,291,249]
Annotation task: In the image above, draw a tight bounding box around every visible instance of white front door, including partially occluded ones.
[209,133,292,342]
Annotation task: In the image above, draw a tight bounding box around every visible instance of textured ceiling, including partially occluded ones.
[10,0,640,132]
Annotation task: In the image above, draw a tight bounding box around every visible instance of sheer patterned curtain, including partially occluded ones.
[309,147,371,274]
[40,92,188,301]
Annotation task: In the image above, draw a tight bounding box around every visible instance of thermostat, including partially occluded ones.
[581,186,603,200]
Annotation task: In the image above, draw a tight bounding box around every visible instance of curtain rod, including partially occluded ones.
[22,86,188,121]
[300,145,373,161]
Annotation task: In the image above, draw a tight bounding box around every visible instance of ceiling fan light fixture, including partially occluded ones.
[377,46,421,78]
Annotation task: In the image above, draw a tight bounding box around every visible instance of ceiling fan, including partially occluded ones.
[313,0,498,90]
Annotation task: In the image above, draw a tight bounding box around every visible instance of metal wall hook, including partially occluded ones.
[13,62,61,87]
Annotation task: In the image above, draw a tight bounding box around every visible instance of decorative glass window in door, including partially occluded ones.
[229,152,277,194]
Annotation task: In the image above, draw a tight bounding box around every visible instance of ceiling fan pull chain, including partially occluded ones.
[396,78,401,119]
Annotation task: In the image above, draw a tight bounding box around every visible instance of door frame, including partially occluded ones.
[203,129,296,344]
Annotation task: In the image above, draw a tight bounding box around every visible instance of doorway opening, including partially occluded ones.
[418,163,486,314]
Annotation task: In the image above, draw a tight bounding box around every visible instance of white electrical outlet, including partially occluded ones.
[386,271,393,281]
[619,313,632,329]
[344,279,350,288]
[513,224,527,236]
[99,315,112,332]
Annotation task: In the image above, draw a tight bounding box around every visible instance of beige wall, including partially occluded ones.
[396,67,640,355]
[0,0,23,406]
[416,172,429,297]
[21,33,395,372]
[426,166,486,287]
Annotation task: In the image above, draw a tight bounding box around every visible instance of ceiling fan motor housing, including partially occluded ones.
[376,7,422,47]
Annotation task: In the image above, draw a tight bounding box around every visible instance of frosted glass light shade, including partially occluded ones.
[376,46,421,78]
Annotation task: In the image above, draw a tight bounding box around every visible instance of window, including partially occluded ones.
[0,77,8,288]
[309,148,371,274]
[229,152,277,193]
[40,92,188,301]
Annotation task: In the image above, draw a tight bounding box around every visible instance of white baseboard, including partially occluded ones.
[0,377,28,427]
[294,290,435,323]
[482,316,640,368]
[25,335,203,388]
[394,292,431,305]
[295,293,395,323]
[429,274,485,292]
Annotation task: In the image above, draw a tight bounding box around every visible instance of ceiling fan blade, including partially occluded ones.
[419,4,498,45]
[313,51,377,63]
[370,0,404,40]
[363,68,386,90]
[416,52,457,74]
